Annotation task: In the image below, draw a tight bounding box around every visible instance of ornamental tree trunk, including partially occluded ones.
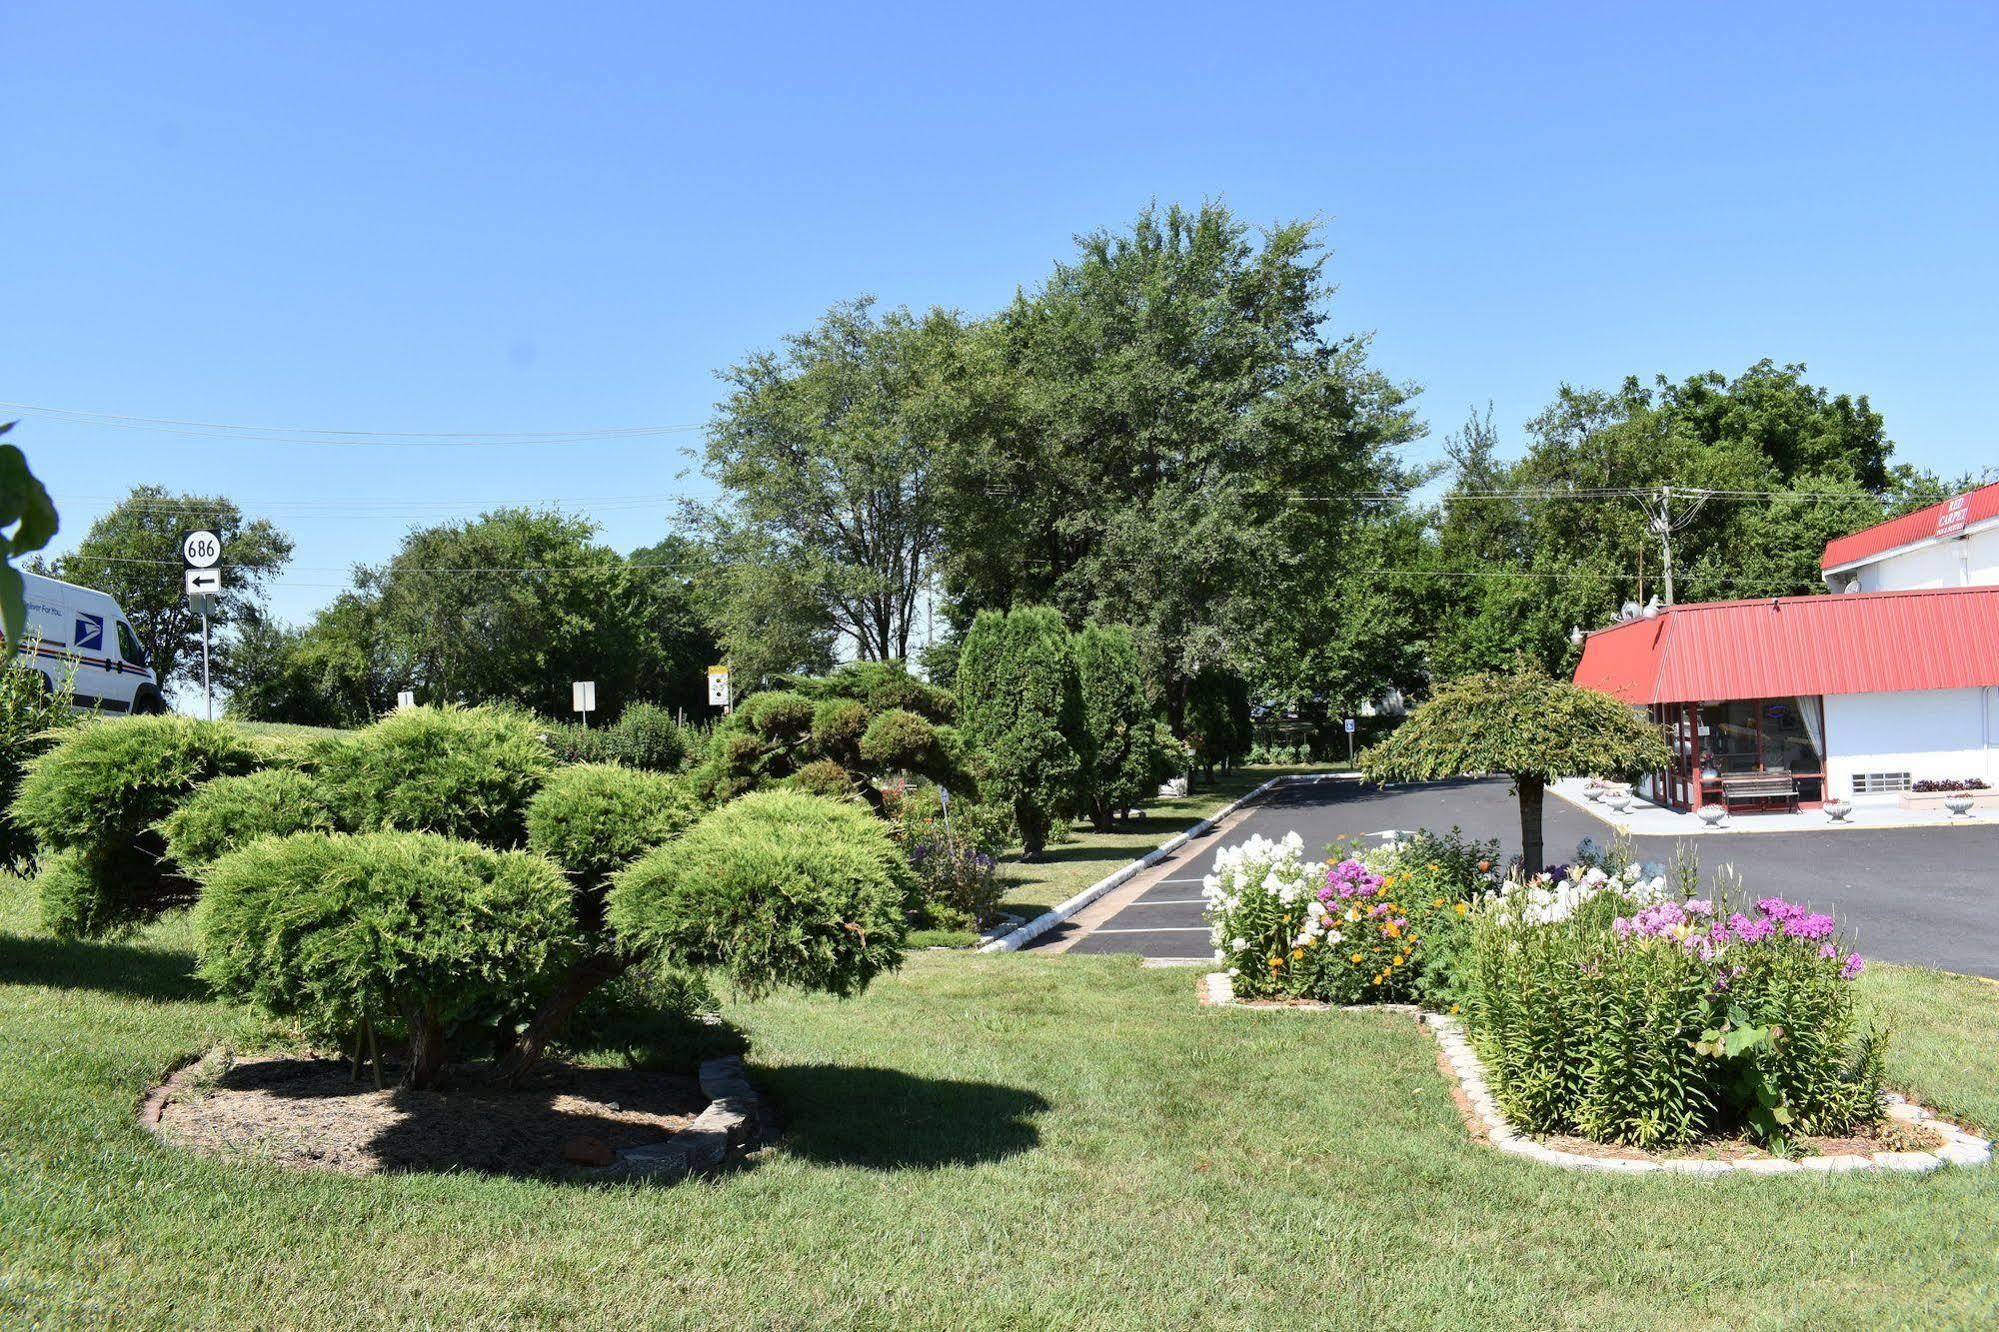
[1016,801,1049,858]
[403,1001,448,1090]
[495,950,632,1086]
[1515,773,1545,878]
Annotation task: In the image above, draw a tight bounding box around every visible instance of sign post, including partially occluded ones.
[707,665,732,714]
[572,680,597,729]
[1343,717,1357,769]
[181,531,223,721]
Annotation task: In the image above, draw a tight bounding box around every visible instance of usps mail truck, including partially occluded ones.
[12,571,166,714]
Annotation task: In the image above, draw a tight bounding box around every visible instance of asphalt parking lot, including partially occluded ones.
[1052,777,1999,979]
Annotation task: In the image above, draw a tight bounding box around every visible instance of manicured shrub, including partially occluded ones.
[604,702,688,772]
[858,708,937,771]
[156,768,340,869]
[241,729,345,773]
[787,758,858,800]
[607,790,909,998]
[0,653,76,873]
[1465,871,1885,1151]
[543,721,613,766]
[10,715,258,935]
[810,697,870,764]
[525,763,702,895]
[196,831,579,1087]
[788,661,956,724]
[318,704,552,848]
[739,690,815,747]
[956,606,1083,856]
[1073,623,1156,831]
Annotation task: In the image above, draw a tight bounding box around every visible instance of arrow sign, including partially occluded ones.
[185,567,224,596]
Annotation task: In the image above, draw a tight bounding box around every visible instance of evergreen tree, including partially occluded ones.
[957,606,1081,856]
[1073,623,1154,831]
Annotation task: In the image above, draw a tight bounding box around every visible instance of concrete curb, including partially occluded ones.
[611,1054,778,1182]
[1547,780,1992,837]
[979,774,1333,954]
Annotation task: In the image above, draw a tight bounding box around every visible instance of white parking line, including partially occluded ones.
[1155,877,1209,885]
[1124,898,1207,906]
[1086,926,1212,935]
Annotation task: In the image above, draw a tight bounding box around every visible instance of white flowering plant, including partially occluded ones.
[1203,829,1499,1006]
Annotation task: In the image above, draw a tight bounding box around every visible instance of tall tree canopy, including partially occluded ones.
[1424,362,1952,677]
[49,486,292,688]
[703,298,955,666]
[931,202,1425,722]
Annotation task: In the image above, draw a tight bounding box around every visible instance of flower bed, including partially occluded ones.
[1202,829,1496,1008]
[1465,865,1885,1154]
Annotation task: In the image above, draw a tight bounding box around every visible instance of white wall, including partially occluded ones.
[1824,687,1996,799]
[1845,525,1999,592]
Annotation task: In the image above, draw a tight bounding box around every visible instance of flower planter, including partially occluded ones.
[1696,806,1727,828]
[1946,796,1976,817]
[1896,790,1999,813]
[1824,800,1854,823]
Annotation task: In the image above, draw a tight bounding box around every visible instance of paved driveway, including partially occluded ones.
[1054,777,1999,978]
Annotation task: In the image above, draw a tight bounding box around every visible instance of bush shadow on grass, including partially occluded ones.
[759,1063,1048,1170]
[0,931,207,1002]
[168,1057,1047,1182]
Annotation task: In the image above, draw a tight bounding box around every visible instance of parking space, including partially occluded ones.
[1047,776,1999,978]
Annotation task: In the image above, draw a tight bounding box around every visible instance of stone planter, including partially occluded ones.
[1946,796,1976,818]
[1608,794,1632,814]
[1896,789,1999,812]
[1697,805,1726,828]
[1824,800,1854,823]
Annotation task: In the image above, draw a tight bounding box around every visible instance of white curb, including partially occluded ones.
[979,774,1334,954]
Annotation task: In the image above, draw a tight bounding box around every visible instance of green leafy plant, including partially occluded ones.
[155,768,340,869]
[10,715,258,935]
[318,703,552,848]
[525,763,702,900]
[0,422,59,650]
[1073,623,1157,831]
[956,606,1082,856]
[197,831,579,1088]
[603,702,688,772]
[1361,669,1672,873]
[0,641,76,872]
[606,789,910,998]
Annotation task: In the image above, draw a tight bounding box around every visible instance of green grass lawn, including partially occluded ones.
[996,764,1333,917]
[4,870,1997,1330]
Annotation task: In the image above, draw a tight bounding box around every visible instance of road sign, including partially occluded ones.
[181,530,222,569]
[184,567,223,596]
[707,665,731,709]
[187,592,220,619]
[572,681,596,713]
[1343,718,1356,734]
[396,689,416,710]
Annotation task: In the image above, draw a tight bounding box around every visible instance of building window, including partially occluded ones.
[1852,772,1912,795]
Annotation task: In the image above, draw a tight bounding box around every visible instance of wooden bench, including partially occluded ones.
[1719,771,1798,814]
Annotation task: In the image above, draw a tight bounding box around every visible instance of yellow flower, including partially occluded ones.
[1455,902,1468,916]
[1427,863,1439,872]
[1394,954,1405,966]
[1449,1004,1461,1014]
[1350,952,1364,964]
[1291,949,1304,961]
[1432,897,1445,908]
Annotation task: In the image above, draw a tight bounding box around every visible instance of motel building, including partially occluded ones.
[1573,481,1999,815]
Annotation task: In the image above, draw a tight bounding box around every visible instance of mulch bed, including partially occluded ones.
[149,1050,705,1178]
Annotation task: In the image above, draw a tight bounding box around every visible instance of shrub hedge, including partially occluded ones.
[525,763,702,895]
[607,789,909,998]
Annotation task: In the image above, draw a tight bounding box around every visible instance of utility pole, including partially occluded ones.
[1648,484,1708,606]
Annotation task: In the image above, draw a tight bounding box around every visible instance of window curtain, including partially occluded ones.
[1796,695,1826,767]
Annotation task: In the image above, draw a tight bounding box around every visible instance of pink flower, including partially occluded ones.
[1840,953,1866,980]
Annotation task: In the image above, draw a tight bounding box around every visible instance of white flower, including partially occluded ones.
[1231,937,1247,950]
[1227,967,1240,977]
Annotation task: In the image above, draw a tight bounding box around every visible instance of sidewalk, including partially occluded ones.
[1549,777,1991,836]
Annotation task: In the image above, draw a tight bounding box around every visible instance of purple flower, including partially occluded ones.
[1683,899,1715,917]
[1840,953,1866,981]
[1781,911,1837,941]
[1819,942,1838,959]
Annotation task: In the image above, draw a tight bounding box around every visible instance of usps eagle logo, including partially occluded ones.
[74,613,104,652]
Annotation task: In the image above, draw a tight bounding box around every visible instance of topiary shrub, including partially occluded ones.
[10,715,258,935]
[317,704,552,848]
[739,690,816,747]
[607,790,909,998]
[956,606,1083,856]
[604,702,688,772]
[0,652,77,874]
[526,763,702,898]
[241,729,346,774]
[787,758,858,800]
[1074,623,1157,831]
[156,768,340,869]
[810,697,870,765]
[196,831,579,1087]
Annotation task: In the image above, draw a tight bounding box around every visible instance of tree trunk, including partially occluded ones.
[1016,801,1047,858]
[1516,773,1545,878]
[402,1002,448,1089]
[495,951,632,1086]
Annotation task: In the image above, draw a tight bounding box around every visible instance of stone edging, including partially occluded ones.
[1203,973,1995,1175]
[980,774,1332,954]
[610,1054,777,1181]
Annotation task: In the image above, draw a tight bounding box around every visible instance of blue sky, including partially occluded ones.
[7,2,1996,625]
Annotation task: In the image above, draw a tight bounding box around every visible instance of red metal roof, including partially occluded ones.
[1821,481,1999,571]
[1573,587,1999,704]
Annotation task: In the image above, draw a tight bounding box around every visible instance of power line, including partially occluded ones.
[0,401,707,448]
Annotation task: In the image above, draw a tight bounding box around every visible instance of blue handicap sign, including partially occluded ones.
[74,613,104,652]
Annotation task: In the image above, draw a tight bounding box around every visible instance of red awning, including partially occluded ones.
[1822,481,1999,571]
[1573,587,1999,705]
